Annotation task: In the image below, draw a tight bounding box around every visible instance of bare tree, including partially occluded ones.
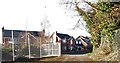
[59,0,94,31]
[40,15,51,36]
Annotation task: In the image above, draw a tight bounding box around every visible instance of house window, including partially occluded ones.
[62,39,66,43]
[70,39,73,45]
[76,41,78,44]
[79,41,81,44]
[70,46,74,51]
[70,40,73,44]
[63,46,67,51]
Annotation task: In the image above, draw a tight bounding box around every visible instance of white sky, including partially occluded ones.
[0,0,91,39]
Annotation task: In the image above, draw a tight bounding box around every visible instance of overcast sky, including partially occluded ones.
[0,0,75,30]
[0,0,93,39]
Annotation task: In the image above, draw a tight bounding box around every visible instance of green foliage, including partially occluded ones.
[75,2,120,48]
[21,45,29,55]
[3,44,12,52]
[97,2,111,12]
[21,44,40,56]
[3,48,12,52]
[69,1,120,61]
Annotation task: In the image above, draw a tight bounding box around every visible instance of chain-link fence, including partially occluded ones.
[41,43,61,57]
[2,30,61,62]
[14,31,42,59]
[2,37,13,62]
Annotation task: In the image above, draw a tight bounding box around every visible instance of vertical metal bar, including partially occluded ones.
[25,18,28,46]
[59,43,61,56]
[48,43,49,56]
[1,27,3,62]
[28,33,30,58]
[52,37,53,55]
[39,38,42,58]
[52,43,53,55]
[12,30,15,61]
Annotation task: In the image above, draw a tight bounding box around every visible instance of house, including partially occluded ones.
[56,32,93,54]
[56,32,76,53]
[2,28,45,48]
[56,32,70,41]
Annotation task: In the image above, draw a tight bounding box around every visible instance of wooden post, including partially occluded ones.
[12,30,15,61]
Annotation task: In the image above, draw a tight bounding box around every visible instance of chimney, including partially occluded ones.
[2,26,4,30]
[43,29,45,33]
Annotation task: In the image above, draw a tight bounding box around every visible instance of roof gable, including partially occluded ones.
[56,33,72,39]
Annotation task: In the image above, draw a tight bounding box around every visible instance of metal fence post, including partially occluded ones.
[59,43,61,56]
[12,30,15,61]
[51,43,53,55]
[28,33,30,58]
[40,38,42,58]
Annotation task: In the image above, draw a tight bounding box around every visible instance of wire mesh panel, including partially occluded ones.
[52,43,61,56]
[48,43,52,55]
[41,43,61,57]
[41,44,49,57]
[14,31,29,60]
[14,31,41,59]
[2,37,13,62]
[2,29,61,62]
[29,37,40,58]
